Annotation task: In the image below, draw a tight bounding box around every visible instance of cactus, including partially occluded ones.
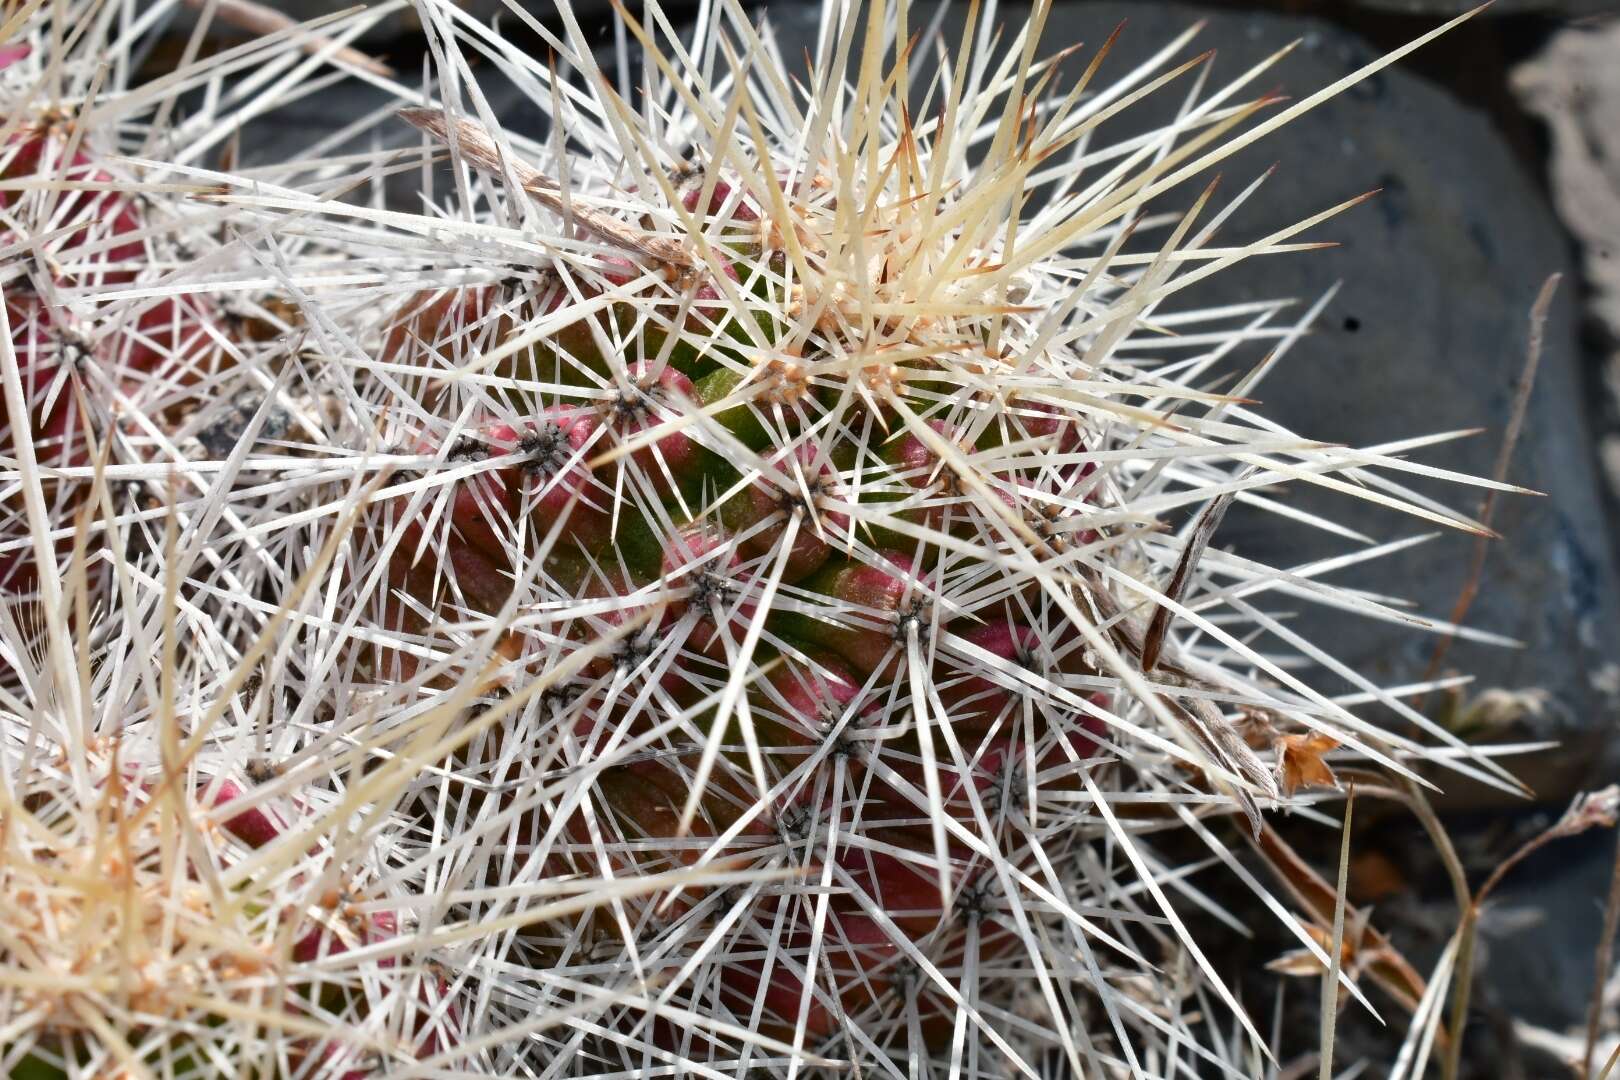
[0,114,209,596]
[1,0,1523,1076]
[0,732,438,1079]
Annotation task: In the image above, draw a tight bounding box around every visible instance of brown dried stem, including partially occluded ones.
[1417,273,1560,706]
[1584,829,1620,1079]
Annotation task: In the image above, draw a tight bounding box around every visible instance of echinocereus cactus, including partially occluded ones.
[5,0,1529,1075]
[0,714,451,1080]
[4,8,783,1075]
[0,58,219,604]
[0,506,755,1079]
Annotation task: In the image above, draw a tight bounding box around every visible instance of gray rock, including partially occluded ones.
[1037,0,1620,810]
[1514,21,1620,494]
[1355,0,1616,16]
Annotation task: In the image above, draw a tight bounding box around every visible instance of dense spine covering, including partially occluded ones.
[1,0,1519,1077]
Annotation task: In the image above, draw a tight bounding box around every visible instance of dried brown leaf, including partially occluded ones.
[1249,824,1430,1018]
[1277,731,1341,796]
[1141,486,1238,672]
